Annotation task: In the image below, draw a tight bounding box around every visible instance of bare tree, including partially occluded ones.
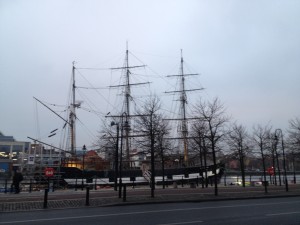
[227,123,251,187]
[190,120,210,188]
[156,122,171,189]
[134,96,170,197]
[287,118,300,152]
[94,122,117,164]
[193,97,229,196]
[252,124,272,194]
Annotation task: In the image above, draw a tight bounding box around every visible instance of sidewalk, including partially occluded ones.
[1,185,300,213]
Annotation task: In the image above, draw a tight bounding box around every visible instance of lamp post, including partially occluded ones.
[274,136,282,186]
[82,144,86,190]
[118,112,128,198]
[150,112,155,198]
[292,150,296,184]
[111,121,119,191]
[275,129,288,192]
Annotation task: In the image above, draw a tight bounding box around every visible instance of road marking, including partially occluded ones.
[1,200,300,224]
[266,211,300,216]
[157,221,203,225]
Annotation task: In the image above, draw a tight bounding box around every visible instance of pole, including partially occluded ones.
[119,114,125,198]
[85,186,90,206]
[281,134,289,192]
[123,184,126,202]
[275,129,289,192]
[150,112,155,198]
[292,153,296,184]
[275,139,282,186]
[70,62,76,155]
[82,145,86,191]
[115,124,119,191]
[43,189,49,209]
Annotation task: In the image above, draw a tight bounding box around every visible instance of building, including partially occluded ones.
[0,132,31,176]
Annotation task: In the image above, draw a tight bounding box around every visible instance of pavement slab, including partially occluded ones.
[1,185,300,212]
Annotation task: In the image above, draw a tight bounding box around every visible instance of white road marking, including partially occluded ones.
[266,211,300,216]
[157,221,203,225]
[1,200,300,224]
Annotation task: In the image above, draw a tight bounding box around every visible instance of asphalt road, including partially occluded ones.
[1,197,300,225]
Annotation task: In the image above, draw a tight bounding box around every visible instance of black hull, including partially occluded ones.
[60,163,225,181]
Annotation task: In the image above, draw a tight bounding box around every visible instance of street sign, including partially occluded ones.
[45,167,54,177]
[28,155,35,165]
[267,167,274,176]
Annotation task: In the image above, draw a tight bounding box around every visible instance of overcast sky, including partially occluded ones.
[1,0,299,150]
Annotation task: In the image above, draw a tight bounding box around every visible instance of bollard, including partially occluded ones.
[123,184,126,202]
[75,178,78,191]
[94,178,97,190]
[181,176,184,187]
[52,181,55,192]
[196,176,199,187]
[85,186,90,206]
[43,189,49,209]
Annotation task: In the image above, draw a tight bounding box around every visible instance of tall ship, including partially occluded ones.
[24,47,224,189]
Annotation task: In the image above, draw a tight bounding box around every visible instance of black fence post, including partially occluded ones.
[181,176,184,187]
[52,180,55,192]
[75,178,77,191]
[43,189,49,209]
[123,184,126,202]
[94,178,97,190]
[85,186,90,206]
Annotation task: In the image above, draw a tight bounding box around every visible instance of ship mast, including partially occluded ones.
[166,50,202,164]
[179,50,188,163]
[109,45,148,164]
[124,47,130,161]
[70,61,77,155]
[32,62,79,156]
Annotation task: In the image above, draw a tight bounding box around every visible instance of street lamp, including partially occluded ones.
[82,144,86,190]
[273,136,282,186]
[274,129,288,192]
[110,121,119,191]
[118,112,128,198]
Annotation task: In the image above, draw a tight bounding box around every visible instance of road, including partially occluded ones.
[1,197,300,225]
